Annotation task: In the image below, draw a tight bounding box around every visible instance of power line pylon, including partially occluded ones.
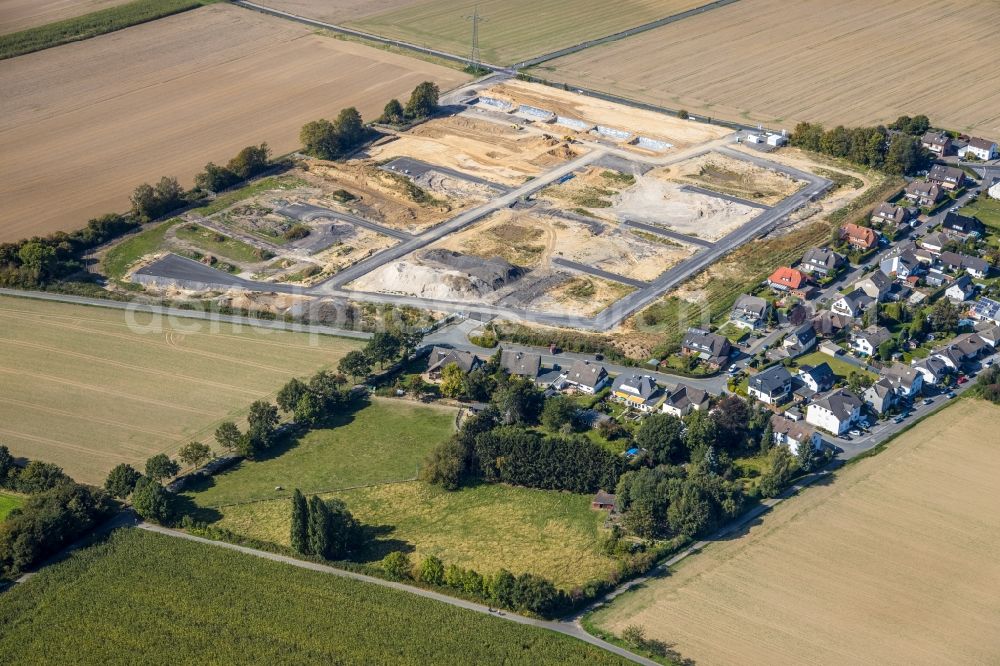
[465,7,487,72]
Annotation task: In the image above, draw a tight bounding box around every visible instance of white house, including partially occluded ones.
[851,326,891,357]
[945,274,975,302]
[610,374,660,412]
[807,389,863,436]
[661,384,710,418]
[863,378,896,415]
[770,415,822,455]
[911,356,950,386]
[831,289,874,319]
[798,362,835,393]
[972,297,1000,325]
[958,137,999,161]
[883,363,924,400]
[560,360,609,394]
[989,180,1000,201]
[747,365,793,405]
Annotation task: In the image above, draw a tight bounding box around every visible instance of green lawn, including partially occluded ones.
[794,350,876,381]
[0,529,628,665]
[0,493,22,522]
[101,218,181,279]
[187,399,456,507]
[960,196,1000,231]
[216,480,617,589]
[174,223,267,264]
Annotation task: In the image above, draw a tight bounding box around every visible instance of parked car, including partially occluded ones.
[922,398,933,405]
[957,376,968,384]
[946,391,957,399]
[849,429,862,438]
[893,416,904,424]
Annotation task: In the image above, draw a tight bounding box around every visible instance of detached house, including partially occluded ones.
[831,288,874,319]
[800,247,845,277]
[770,415,822,455]
[904,180,943,207]
[851,325,892,357]
[942,213,985,239]
[920,131,952,156]
[880,248,923,280]
[782,323,817,356]
[945,274,975,302]
[561,360,609,394]
[661,384,710,418]
[871,202,913,228]
[919,231,950,254]
[976,324,1000,348]
[927,165,965,191]
[807,389,863,436]
[841,223,879,250]
[972,297,1000,325]
[426,347,483,380]
[747,365,793,405]
[911,356,950,386]
[610,374,661,412]
[500,350,541,379]
[854,271,892,301]
[863,378,896,415]
[681,328,732,368]
[730,294,770,330]
[798,362,835,393]
[939,251,989,278]
[768,266,808,293]
[958,137,999,161]
[883,363,924,400]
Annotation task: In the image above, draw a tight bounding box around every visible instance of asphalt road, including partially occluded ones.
[551,257,650,289]
[380,157,510,193]
[277,202,414,241]
[622,219,715,248]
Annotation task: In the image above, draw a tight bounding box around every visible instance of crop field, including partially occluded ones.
[590,399,1000,665]
[350,0,708,65]
[0,3,468,242]
[0,0,131,35]
[0,529,629,665]
[187,399,456,507]
[542,0,1000,135]
[215,481,616,589]
[0,493,23,522]
[0,295,360,485]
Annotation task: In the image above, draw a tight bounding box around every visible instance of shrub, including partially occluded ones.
[381,551,412,580]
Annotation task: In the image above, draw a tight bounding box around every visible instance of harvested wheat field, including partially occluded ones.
[261,0,419,23]
[0,3,467,243]
[0,295,360,485]
[351,0,707,65]
[485,80,729,149]
[0,0,130,34]
[545,0,1000,135]
[591,399,1000,666]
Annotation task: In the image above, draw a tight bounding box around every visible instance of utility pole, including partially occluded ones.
[465,7,487,73]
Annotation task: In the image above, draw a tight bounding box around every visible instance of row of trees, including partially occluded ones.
[337,328,422,382]
[290,490,361,561]
[376,82,440,125]
[789,121,932,175]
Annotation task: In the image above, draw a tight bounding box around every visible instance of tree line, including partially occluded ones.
[789,115,933,176]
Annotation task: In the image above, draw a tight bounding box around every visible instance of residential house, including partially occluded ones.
[945,274,975,302]
[883,363,924,400]
[863,378,897,416]
[919,231,950,254]
[770,415,822,455]
[911,356,950,386]
[879,247,923,280]
[798,363,835,393]
[591,491,617,511]
[812,311,851,338]
[854,271,892,301]
[927,164,965,190]
[932,345,966,371]
[807,389,863,436]
[939,251,990,278]
[904,180,943,207]
[768,266,808,293]
[942,213,985,239]
[913,246,936,264]
[953,333,990,360]
[561,359,609,394]
[681,328,732,368]
[747,365,793,405]
[958,137,999,161]
[871,202,913,228]
[920,131,952,156]
[975,324,1000,348]
[661,384,710,418]
[500,350,541,378]
[925,268,952,287]
[851,325,892,357]
[782,323,817,355]
[972,297,1000,325]
[730,294,771,330]
[426,347,483,379]
[841,223,879,250]
[831,288,874,319]
[610,373,661,412]
[799,247,845,277]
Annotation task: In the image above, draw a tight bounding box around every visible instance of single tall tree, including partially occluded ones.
[145,454,180,484]
[307,495,332,559]
[290,489,309,555]
[104,463,142,499]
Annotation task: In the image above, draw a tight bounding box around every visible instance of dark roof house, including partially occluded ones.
[500,350,541,378]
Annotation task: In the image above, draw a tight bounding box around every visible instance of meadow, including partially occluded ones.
[0,493,23,522]
[188,399,456,507]
[542,0,1000,135]
[0,295,360,484]
[0,3,467,242]
[589,399,1000,665]
[350,0,707,65]
[216,481,616,589]
[0,529,629,664]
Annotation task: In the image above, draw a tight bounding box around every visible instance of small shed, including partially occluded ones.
[591,490,618,511]
[819,340,843,357]
[767,133,787,147]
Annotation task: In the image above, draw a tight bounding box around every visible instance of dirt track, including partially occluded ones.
[0,4,466,242]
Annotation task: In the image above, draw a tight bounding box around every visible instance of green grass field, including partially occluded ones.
[0,0,211,60]
[102,218,181,280]
[174,223,267,264]
[215,481,616,589]
[0,493,23,522]
[350,0,706,65]
[794,351,876,381]
[187,399,456,506]
[0,529,628,665]
[0,295,360,485]
[960,196,1000,231]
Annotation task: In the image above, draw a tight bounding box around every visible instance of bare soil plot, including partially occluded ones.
[660,152,804,206]
[0,3,467,242]
[528,276,635,318]
[484,80,729,149]
[591,399,1000,665]
[0,295,360,485]
[544,0,1000,135]
[0,0,129,34]
[368,115,582,187]
[350,0,707,66]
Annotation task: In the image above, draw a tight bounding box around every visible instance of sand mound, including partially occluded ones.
[350,249,523,301]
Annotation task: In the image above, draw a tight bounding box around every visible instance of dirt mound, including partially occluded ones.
[350,250,524,301]
[530,143,580,167]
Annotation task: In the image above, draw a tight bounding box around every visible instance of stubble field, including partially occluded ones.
[0,295,360,485]
[590,399,1000,665]
[350,0,708,65]
[542,0,1000,135]
[0,0,130,34]
[0,3,467,242]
